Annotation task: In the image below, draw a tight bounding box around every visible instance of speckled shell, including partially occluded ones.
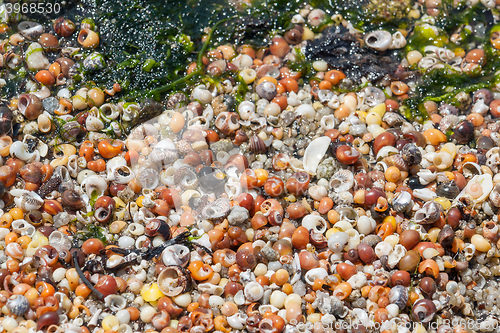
[6,295,30,316]
[202,198,231,220]
[176,140,195,156]
[360,234,382,247]
[382,154,408,171]
[167,92,187,110]
[149,139,178,166]
[388,285,408,310]
[174,166,198,190]
[402,143,422,166]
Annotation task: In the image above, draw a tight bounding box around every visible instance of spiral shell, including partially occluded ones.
[490,183,500,207]
[162,245,190,267]
[167,92,187,110]
[329,169,354,193]
[455,174,493,203]
[215,112,240,136]
[157,265,191,297]
[360,234,382,247]
[414,201,443,225]
[6,295,30,316]
[436,181,460,199]
[137,168,160,190]
[382,154,408,171]
[391,191,413,213]
[388,285,408,310]
[149,139,178,166]
[174,166,199,190]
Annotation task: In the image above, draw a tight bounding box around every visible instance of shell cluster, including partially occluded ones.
[2,2,500,333]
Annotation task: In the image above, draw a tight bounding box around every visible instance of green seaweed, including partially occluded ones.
[75,223,107,244]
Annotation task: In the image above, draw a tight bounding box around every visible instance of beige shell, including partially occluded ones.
[303,136,331,175]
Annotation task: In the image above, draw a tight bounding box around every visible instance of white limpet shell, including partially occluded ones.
[455,174,493,203]
[303,136,330,175]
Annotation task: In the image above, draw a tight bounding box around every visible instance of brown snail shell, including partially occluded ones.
[54,17,76,37]
[18,94,42,120]
[94,196,115,223]
[249,135,267,154]
[61,189,85,210]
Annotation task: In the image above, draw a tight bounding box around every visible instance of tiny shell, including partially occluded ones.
[302,214,328,234]
[303,136,331,175]
[412,188,437,201]
[462,162,482,178]
[376,146,399,160]
[417,169,436,185]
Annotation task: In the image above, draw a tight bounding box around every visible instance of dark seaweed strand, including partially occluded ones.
[148,18,229,96]
[72,252,105,301]
[142,231,191,260]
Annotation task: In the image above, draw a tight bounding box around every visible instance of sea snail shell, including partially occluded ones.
[364,30,392,51]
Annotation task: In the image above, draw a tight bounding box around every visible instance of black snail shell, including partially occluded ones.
[0,106,13,136]
[435,181,460,199]
[401,143,422,166]
[451,120,474,144]
[198,166,226,190]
